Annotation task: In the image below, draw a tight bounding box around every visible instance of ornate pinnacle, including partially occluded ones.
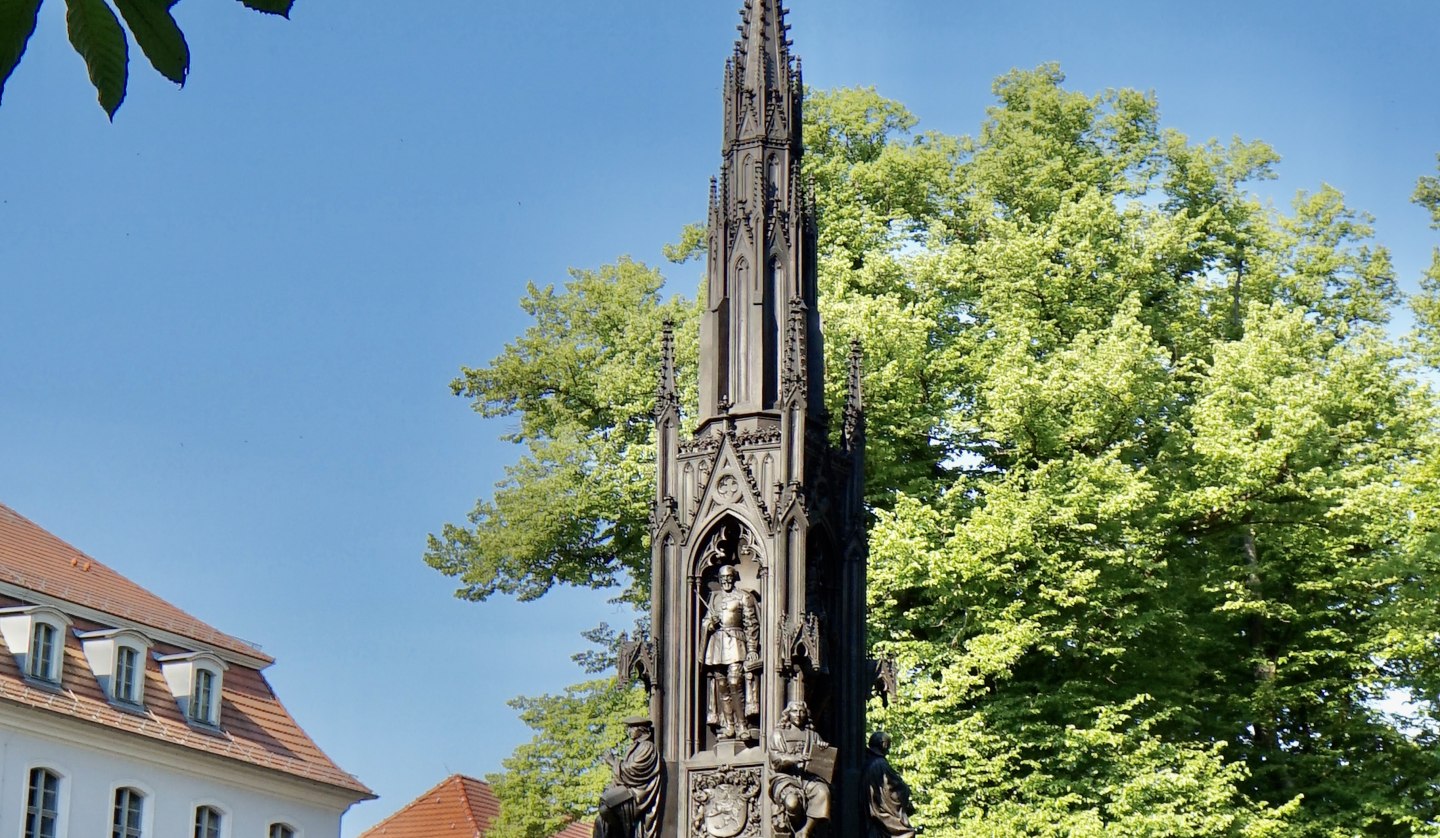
[655,321,678,420]
[843,338,865,450]
[789,157,804,217]
[782,297,809,403]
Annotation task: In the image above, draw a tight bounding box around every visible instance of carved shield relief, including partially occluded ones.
[690,766,762,838]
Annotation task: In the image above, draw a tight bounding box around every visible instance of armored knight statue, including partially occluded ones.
[862,732,916,838]
[769,701,834,838]
[702,563,761,740]
[595,717,663,838]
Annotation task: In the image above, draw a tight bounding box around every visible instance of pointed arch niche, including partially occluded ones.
[687,515,768,754]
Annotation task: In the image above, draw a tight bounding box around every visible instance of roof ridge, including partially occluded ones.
[359,774,494,837]
[0,501,270,663]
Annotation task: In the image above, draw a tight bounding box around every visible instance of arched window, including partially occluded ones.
[24,767,60,838]
[269,824,296,838]
[193,805,222,838]
[112,787,144,838]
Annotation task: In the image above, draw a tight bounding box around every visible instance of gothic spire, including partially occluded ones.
[729,0,800,147]
[699,0,816,423]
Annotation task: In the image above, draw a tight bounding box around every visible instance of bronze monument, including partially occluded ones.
[615,2,873,837]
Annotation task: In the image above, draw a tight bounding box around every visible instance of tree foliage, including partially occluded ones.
[0,0,293,119]
[435,69,1440,836]
[426,259,697,606]
[484,679,647,838]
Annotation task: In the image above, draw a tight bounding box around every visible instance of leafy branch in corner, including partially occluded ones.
[0,0,294,119]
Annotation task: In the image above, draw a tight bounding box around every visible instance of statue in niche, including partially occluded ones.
[862,731,917,838]
[768,701,834,838]
[594,717,662,838]
[702,562,761,740]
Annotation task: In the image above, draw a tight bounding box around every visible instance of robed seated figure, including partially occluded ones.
[768,701,834,838]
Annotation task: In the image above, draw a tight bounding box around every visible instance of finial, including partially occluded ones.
[781,297,809,403]
[843,338,865,450]
[655,321,678,420]
[847,338,864,400]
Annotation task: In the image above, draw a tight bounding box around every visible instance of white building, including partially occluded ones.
[0,501,373,838]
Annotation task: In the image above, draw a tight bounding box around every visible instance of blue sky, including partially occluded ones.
[1,1,1437,835]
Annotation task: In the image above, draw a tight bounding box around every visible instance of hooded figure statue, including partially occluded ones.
[862,731,917,838]
[594,717,662,838]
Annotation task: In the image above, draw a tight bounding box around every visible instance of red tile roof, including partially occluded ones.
[357,775,596,838]
[0,502,371,798]
[359,775,501,838]
[0,502,269,662]
[550,820,593,838]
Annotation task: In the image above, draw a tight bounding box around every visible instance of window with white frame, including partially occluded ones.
[158,651,227,727]
[190,667,217,725]
[28,620,58,682]
[24,767,60,838]
[0,606,72,686]
[114,644,141,704]
[193,805,222,838]
[112,787,144,838]
[80,628,152,707]
[269,824,296,838]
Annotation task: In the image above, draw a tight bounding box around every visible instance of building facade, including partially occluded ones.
[0,501,372,837]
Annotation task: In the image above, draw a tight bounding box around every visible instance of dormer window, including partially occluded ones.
[115,645,141,703]
[158,651,227,728]
[80,628,152,708]
[28,622,57,681]
[0,606,73,687]
[191,667,216,724]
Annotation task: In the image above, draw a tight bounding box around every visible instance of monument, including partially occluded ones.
[615,2,872,837]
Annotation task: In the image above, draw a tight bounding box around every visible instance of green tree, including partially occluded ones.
[0,0,293,119]
[1408,155,1440,367]
[433,73,1440,836]
[426,258,697,607]
[484,679,646,838]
